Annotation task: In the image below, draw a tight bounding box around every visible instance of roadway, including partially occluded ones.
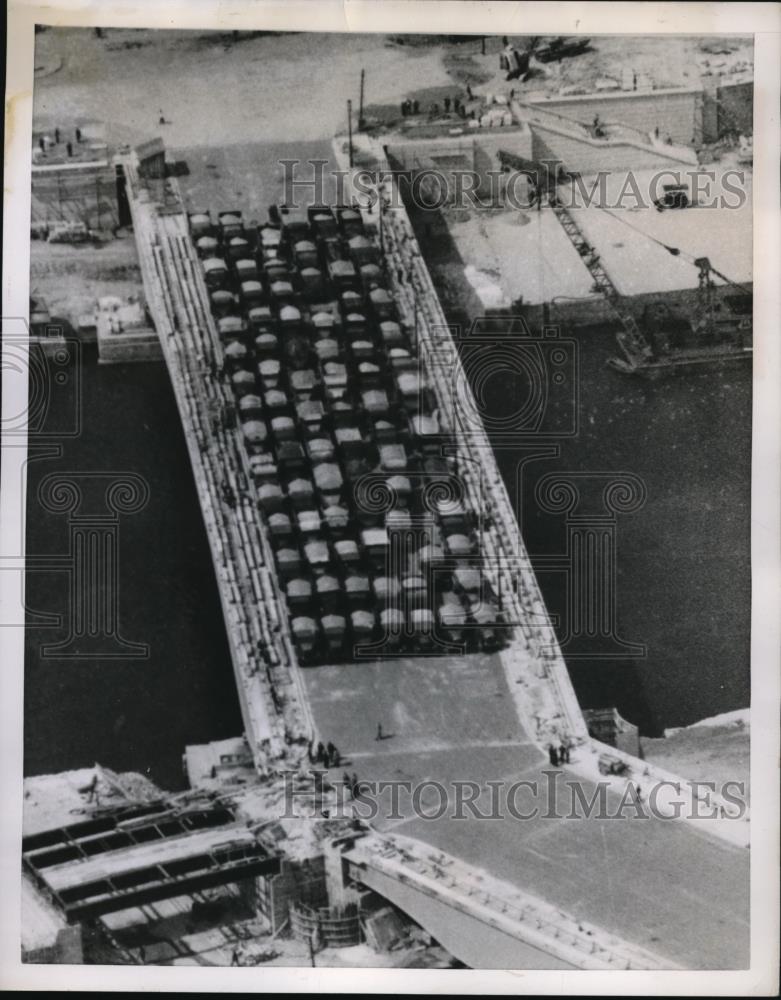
[303,651,749,969]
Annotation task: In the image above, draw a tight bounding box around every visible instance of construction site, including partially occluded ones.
[23,29,752,971]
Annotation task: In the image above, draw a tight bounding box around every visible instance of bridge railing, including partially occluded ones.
[120,155,316,771]
[347,830,673,970]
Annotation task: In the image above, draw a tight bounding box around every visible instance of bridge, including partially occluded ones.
[110,144,749,969]
[341,831,676,971]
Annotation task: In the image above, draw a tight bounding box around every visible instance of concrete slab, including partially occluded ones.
[392,764,749,969]
[445,206,599,306]
[441,165,751,308]
[302,653,749,969]
[572,166,752,296]
[301,652,527,757]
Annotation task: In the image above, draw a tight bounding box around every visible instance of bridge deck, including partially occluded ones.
[306,652,749,969]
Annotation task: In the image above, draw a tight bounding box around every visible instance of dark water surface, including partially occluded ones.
[505,329,751,734]
[24,347,242,790]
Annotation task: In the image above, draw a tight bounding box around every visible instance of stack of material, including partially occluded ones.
[362,906,407,952]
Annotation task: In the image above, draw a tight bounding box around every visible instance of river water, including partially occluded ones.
[24,346,243,790]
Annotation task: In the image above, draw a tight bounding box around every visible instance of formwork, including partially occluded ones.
[290,901,362,947]
[252,856,329,936]
[31,160,120,232]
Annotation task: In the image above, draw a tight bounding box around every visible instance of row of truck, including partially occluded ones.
[191,202,505,663]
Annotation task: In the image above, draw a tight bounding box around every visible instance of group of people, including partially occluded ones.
[36,125,83,158]
[399,98,421,117]
[548,740,572,766]
[308,739,342,768]
[653,125,675,145]
[400,93,470,120]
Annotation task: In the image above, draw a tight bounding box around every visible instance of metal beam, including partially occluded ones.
[60,855,280,922]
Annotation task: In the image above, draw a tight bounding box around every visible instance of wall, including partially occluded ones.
[583,708,641,756]
[323,836,364,908]
[22,925,84,965]
[97,323,163,364]
[529,125,691,174]
[716,81,753,136]
[31,161,119,231]
[525,87,702,147]
[254,856,328,934]
[521,281,752,336]
[385,126,534,201]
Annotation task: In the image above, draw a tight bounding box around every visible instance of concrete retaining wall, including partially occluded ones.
[386,126,534,200]
[530,126,686,174]
[526,87,702,147]
[97,325,163,364]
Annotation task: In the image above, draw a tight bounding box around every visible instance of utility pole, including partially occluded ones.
[347,99,354,168]
[359,68,366,130]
